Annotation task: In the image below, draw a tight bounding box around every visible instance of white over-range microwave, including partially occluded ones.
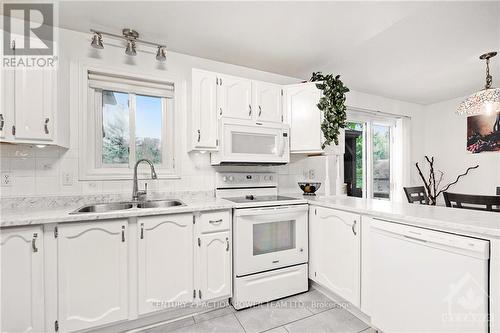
[211,119,290,165]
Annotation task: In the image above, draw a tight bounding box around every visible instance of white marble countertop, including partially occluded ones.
[303,195,500,239]
[2,193,499,239]
[0,197,233,227]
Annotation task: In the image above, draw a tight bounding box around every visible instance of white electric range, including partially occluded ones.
[215,172,309,310]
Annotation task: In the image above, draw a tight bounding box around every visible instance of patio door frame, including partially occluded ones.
[345,109,396,200]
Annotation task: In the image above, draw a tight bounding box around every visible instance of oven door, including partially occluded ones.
[212,120,289,165]
[233,204,308,276]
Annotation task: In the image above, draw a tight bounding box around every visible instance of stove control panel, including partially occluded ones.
[216,172,276,188]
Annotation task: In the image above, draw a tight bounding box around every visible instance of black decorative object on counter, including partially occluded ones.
[298,182,321,195]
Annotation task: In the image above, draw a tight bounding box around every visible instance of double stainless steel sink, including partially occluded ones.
[70,199,185,214]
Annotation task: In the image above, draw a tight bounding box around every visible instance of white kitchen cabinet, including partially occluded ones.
[252,81,282,123]
[283,82,323,154]
[198,232,231,301]
[309,206,361,306]
[137,214,194,315]
[190,69,219,151]
[1,226,44,333]
[14,68,55,141]
[57,220,128,332]
[217,74,252,121]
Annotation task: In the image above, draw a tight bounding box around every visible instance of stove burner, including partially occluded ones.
[245,195,255,200]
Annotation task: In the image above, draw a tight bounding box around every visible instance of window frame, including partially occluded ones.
[77,63,180,180]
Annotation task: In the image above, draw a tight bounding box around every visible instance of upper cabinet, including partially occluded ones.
[1,67,69,147]
[189,69,286,152]
[218,74,253,121]
[191,69,219,151]
[252,81,282,123]
[283,82,323,154]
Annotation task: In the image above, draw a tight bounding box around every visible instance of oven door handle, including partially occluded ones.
[235,205,308,217]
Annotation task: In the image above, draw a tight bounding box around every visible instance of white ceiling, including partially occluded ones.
[58,1,500,105]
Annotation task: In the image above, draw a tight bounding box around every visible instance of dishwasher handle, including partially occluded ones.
[370,218,489,259]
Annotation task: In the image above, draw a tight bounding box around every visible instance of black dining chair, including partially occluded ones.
[443,192,500,212]
[404,186,429,204]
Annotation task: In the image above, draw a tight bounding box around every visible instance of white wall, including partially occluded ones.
[423,96,500,198]
[0,27,428,199]
[0,27,299,198]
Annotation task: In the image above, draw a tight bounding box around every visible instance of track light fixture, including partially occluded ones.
[89,28,167,62]
[156,46,167,62]
[90,32,104,49]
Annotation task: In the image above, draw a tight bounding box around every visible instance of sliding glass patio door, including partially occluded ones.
[344,117,394,200]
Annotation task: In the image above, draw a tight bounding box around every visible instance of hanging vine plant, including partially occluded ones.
[310,72,350,149]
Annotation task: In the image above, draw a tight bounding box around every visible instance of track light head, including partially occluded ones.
[156,46,166,62]
[90,32,104,49]
[125,40,137,56]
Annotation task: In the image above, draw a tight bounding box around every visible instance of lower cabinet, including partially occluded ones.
[57,220,129,332]
[309,206,361,307]
[137,214,194,315]
[1,226,44,333]
[198,232,231,301]
[1,210,232,333]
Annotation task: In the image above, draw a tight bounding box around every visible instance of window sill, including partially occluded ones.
[78,168,181,181]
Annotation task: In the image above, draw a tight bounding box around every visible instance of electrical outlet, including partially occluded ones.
[309,169,316,179]
[1,173,12,187]
[62,172,73,186]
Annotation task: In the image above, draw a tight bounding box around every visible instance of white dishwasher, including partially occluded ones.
[369,219,489,333]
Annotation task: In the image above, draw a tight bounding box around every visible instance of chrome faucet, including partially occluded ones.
[132,159,158,201]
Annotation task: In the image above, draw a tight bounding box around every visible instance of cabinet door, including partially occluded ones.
[312,206,361,306]
[57,220,128,332]
[1,226,44,333]
[14,68,54,141]
[252,81,282,123]
[137,214,194,315]
[191,69,218,150]
[283,83,323,153]
[218,75,252,121]
[199,232,231,301]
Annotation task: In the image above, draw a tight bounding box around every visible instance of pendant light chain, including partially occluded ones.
[485,57,492,89]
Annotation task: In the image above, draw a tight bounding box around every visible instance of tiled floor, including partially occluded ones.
[139,289,374,333]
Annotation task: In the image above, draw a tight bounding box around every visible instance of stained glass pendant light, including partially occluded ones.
[457,51,500,116]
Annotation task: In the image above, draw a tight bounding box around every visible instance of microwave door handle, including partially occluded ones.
[279,133,285,157]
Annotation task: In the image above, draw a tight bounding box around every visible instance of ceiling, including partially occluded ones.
[58,1,500,105]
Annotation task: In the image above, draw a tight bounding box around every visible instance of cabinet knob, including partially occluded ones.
[44,118,50,134]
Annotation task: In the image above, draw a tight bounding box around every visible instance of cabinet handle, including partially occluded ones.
[32,233,38,253]
[352,220,357,236]
[220,78,222,85]
[44,118,50,134]
[226,237,229,251]
[272,260,280,263]
[197,129,201,142]
[248,104,252,116]
[140,223,144,239]
[209,218,223,225]
[12,125,16,136]
[0,114,4,131]
[219,107,222,116]
[258,105,262,117]
[122,226,125,242]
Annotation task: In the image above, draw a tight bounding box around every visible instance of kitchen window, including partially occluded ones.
[79,68,177,180]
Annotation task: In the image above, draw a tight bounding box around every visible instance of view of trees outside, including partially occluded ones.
[101,91,163,166]
[372,124,391,199]
[102,91,129,165]
[135,95,162,164]
[345,122,364,190]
